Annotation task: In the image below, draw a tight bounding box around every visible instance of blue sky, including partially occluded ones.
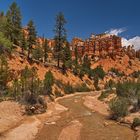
[0,0,140,44]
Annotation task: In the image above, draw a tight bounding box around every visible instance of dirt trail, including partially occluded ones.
[35,93,135,140]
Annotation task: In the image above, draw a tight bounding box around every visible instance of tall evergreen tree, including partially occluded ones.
[43,38,49,63]
[20,31,27,53]
[73,47,79,75]
[82,54,91,71]
[62,42,72,69]
[6,2,22,45]
[0,11,6,33]
[27,20,37,60]
[54,12,67,68]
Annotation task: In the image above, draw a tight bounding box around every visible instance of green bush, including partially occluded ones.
[55,79,64,88]
[98,90,112,101]
[87,66,106,80]
[43,71,54,95]
[74,83,90,92]
[0,55,12,91]
[32,47,43,61]
[131,118,140,129]
[54,89,63,97]
[64,82,74,94]
[105,79,116,89]
[110,68,124,77]
[93,76,100,90]
[116,81,139,98]
[0,32,12,51]
[109,97,128,120]
[131,71,140,78]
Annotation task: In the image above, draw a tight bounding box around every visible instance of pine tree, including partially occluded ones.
[6,2,22,45]
[20,31,27,53]
[62,42,72,72]
[82,54,91,72]
[43,71,54,96]
[0,11,6,34]
[73,47,79,75]
[54,12,67,68]
[43,38,49,63]
[27,20,37,60]
[0,55,11,91]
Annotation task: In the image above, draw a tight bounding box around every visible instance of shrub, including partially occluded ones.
[79,67,85,79]
[74,83,90,92]
[54,89,63,97]
[93,66,106,80]
[110,68,124,77]
[98,90,112,101]
[23,90,38,105]
[131,118,140,129]
[116,81,139,98]
[64,82,74,94]
[0,55,12,91]
[43,71,54,96]
[32,47,43,61]
[93,76,99,90]
[109,97,128,120]
[131,71,140,78]
[55,79,64,88]
[0,32,12,52]
[105,79,116,89]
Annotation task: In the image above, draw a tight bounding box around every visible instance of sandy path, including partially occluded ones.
[83,95,109,116]
[0,101,68,140]
[58,120,82,140]
[0,101,23,134]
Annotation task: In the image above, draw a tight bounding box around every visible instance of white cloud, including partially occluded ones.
[122,36,140,50]
[105,28,126,36]
[105,28,140,50]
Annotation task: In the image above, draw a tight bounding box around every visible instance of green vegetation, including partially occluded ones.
[109,97,128,120]
[110,68,124,77]
[62,42,72,72]
[74,83,90,92]
[43,71,54,96]
[54,89,63,97]
[5,2,22,45]
[92,66,106,79]
[54,12,67,68]
[131,118,140,129]
[32,47,44,61]
[27,20,37,60]
[131,70,140,78]
[43,38,49,63]
[98,89,112,101]
[0,32,12,52]
[64,82,75,94]
[105,79,116,89]
[108,81,140,120]
[0,55,11,91]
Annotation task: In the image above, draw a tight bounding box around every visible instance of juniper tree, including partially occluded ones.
[54,12,67,68]
[6,2,22,45]
[27,20,37,60]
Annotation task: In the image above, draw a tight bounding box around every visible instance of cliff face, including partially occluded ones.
[71,34,122,58]
[22,27,140,60]
[71,33,140,61]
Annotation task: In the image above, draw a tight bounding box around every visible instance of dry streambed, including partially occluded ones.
[0,92,137,140]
